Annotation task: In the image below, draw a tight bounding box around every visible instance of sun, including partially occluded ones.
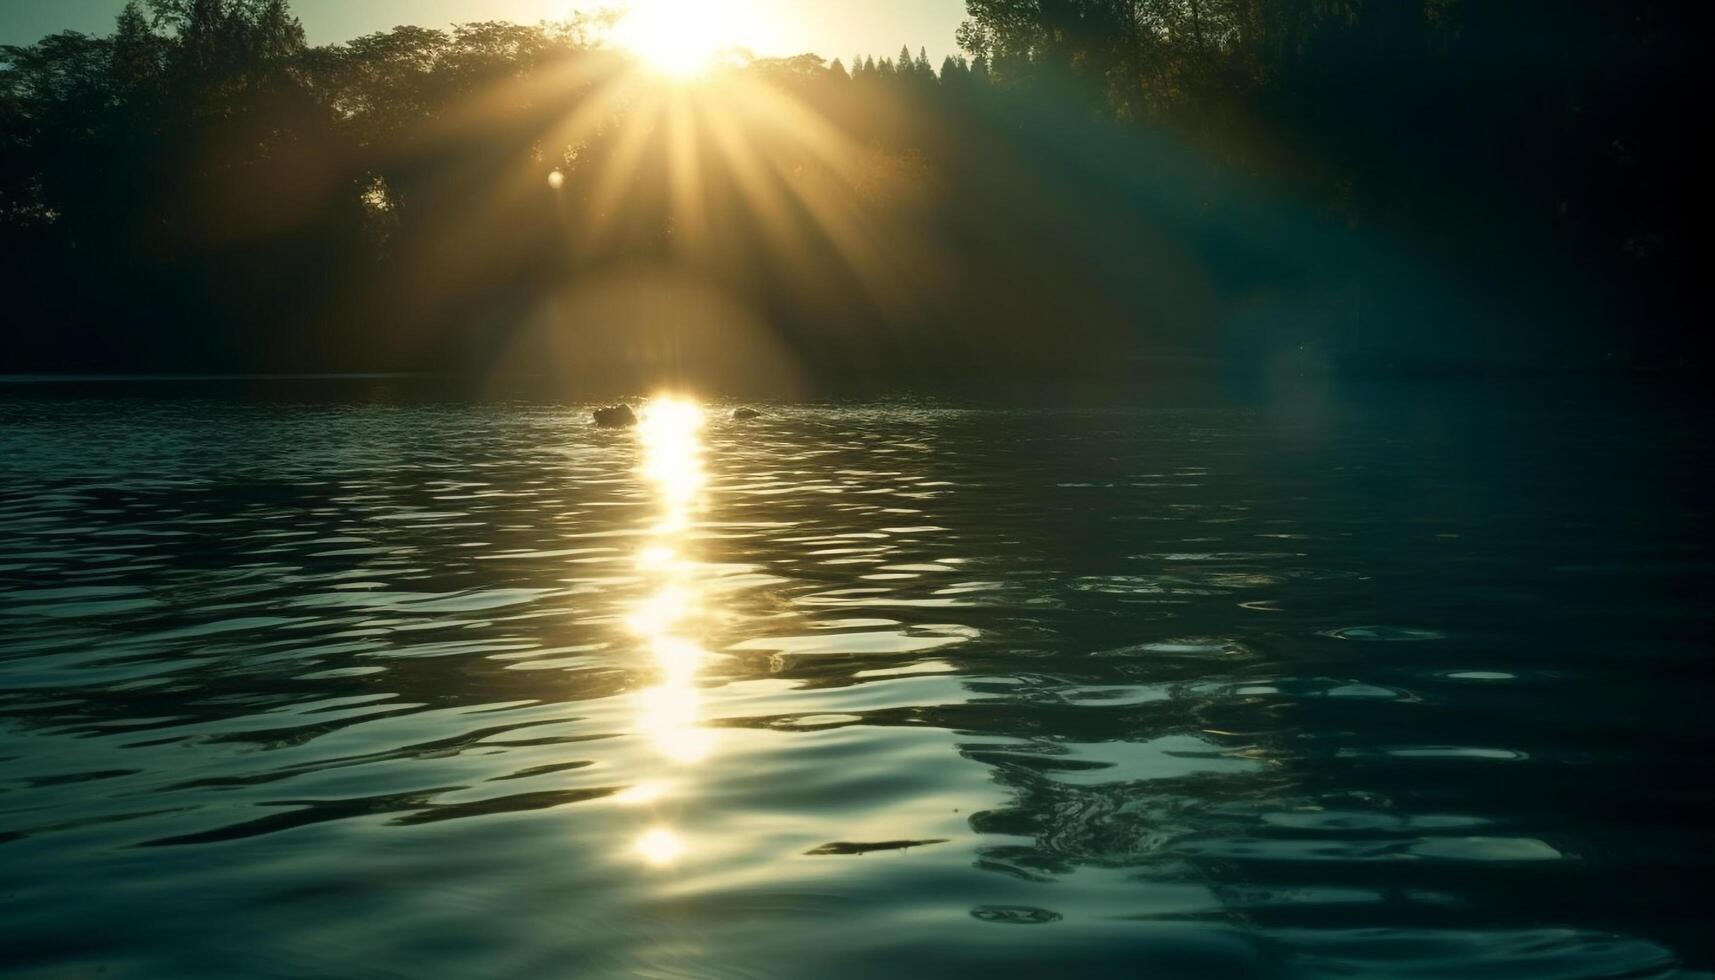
[615,0,728,78]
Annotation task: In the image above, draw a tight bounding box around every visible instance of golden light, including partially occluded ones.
[397,1,916,391]
[638,395,707,526]
[630,394,717,767]
[636,827,686,866]
[614,0,729,78]
[614,780,671,806]
[638,395,706,460]
[628,584,695,635]
[648,635,705,685]
[638,682,715,763]
[547,169,565,190]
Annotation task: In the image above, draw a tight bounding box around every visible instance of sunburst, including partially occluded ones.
[614,0,730,78]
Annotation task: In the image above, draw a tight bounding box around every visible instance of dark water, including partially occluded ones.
[2,381,1711,979]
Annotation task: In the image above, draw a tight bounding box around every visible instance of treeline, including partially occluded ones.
[0,0,1707,387]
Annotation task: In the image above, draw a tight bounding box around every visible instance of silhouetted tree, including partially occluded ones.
[0,0,1707,379]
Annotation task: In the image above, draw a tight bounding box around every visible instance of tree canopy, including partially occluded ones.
[0,0,1706,386]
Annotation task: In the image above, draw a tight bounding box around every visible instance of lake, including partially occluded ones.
[1,379,1710,978]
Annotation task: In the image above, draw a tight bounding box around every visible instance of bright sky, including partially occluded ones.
[0,0,968,64]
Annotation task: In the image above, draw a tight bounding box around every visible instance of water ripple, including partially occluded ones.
[1,392,1710,978]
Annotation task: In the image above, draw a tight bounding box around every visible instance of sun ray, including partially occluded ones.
[585,91,667,246]
[700,97,811,265]
[665,90,711,255]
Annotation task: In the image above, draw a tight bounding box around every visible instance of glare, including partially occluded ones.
[615,0,729,78]
[614,780,670,806]
[649,635,705,684]
[636,827,686,866]
[547,169,565,190]
[638,395,707,452]
[642,711,714,763]
[638,394,707,523]
[627,585,695,635]
[631,393,717,767]
[637,671,713,762]
[511,26,903,320]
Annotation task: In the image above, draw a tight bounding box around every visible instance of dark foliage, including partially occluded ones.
[0,0,1706,388]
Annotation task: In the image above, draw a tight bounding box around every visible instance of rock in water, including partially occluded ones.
[733,408,763,421]
[593,405,637,428]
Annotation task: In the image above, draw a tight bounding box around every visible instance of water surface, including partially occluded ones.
[2,382,1710,978]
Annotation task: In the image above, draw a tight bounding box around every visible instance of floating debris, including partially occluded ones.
[805,839,948,856]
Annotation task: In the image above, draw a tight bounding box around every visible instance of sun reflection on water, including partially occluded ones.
[635,827,686,867]
[629,395,713,862]
[638,396,707,530]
